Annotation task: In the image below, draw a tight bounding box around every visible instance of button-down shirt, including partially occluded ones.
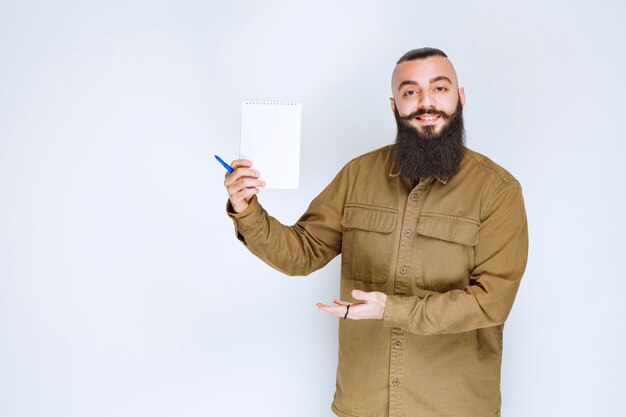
[227,145,528,417]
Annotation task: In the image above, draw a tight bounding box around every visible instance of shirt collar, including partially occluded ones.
[389,161,449,184]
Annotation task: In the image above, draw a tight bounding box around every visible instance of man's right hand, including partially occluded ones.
[223,159,265,213]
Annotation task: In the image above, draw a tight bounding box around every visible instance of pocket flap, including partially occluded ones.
[341,204,398,233]
[417,213,480,246]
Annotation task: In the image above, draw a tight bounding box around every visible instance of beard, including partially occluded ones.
[393,100,466,180]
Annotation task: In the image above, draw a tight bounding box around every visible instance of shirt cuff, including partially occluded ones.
[383,295,408,330]
[226,196,264,243]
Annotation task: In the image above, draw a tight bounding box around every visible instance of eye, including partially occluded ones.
[404,90,416,96]
[434,86,448,93]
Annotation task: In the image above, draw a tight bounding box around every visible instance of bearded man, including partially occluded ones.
[223,47,528,417]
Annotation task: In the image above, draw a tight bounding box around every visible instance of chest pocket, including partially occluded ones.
[415,213,479,292]
[341,203,398,284]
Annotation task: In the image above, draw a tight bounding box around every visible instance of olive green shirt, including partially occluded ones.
[227,145,528,417]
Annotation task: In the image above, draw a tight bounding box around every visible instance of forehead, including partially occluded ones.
[391,56,459,91]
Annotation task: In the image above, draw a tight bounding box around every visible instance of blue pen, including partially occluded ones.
[214,154,234,173]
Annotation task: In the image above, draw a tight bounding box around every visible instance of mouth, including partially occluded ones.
[415,114,441,125]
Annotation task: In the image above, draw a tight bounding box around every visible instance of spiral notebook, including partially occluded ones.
[240,100,301,189]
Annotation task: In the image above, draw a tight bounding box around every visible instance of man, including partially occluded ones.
[224,47,528,417]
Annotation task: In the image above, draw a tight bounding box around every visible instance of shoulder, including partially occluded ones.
[462,147,520,188]
[342,145,394,172]
[459,148,523,220]
[347,144,393,164]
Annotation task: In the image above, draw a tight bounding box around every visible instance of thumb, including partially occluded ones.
[352,289,373,302]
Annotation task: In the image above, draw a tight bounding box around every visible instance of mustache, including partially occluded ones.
[398,108,452,121]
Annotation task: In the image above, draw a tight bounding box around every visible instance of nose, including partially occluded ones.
[418,90,434,110]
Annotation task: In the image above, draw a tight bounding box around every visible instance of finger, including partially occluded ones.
[236,187,260,200]
[226,180,265,198]
[352,289,374,302]
[224,167,261,184]
[315,303,346,318]
[333,299,350,306]
[230,177,265,191]
[230,159,253,170]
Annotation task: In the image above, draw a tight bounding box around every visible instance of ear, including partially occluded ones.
[458,87,466,107]
[389,97,396,114]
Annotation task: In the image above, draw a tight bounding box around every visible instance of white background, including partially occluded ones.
[1,1,625,416]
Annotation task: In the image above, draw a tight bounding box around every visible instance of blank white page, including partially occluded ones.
[240,100,301,189]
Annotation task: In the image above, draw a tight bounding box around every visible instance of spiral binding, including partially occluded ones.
[243,100,300,106]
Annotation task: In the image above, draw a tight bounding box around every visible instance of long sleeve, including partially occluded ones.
[227,166,350,276]
[383,179,529,335]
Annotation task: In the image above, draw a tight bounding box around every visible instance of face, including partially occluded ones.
[390,56,465,135]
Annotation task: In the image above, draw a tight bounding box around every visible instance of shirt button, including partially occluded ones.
[393,341,401,349]
[410,193,417,201]
[392,378,400,386]
[403,229,411,237]
[399,266,407,274]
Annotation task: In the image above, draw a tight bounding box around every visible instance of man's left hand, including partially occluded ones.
[316,290,387,320]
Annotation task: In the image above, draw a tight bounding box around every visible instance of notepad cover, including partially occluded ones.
[240,101,301,189]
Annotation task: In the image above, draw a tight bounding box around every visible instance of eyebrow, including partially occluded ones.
[430,75,453,84]
[398,80,418,90]
[397,76,453,91]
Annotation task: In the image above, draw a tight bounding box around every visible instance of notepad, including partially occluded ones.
[240,100,301,189]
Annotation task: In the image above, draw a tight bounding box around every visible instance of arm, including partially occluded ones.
[225,160,349,276]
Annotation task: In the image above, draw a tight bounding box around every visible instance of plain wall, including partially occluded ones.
[1,1,625,416]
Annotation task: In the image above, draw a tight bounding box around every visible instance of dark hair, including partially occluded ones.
[397,47,447,64]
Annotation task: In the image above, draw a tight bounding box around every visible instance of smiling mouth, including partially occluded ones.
[415,114,441,124]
